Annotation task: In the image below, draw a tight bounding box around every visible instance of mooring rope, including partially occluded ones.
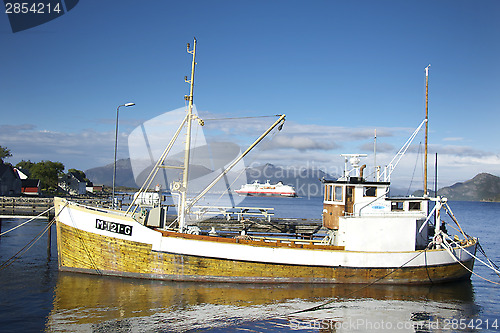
[477,242,500,278]
[0,206,54,236]
[291,249,427,314]
[66,201,103,275]
[0,218,56,270]
[442,237,500,285]
[0,202,68,270]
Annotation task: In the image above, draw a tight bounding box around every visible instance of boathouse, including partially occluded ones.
[21,179,41,196]
[0,161,21,195]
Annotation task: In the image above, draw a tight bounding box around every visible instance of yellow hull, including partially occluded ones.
[56,221,474,284]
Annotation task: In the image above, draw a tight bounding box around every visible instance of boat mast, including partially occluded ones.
[424,64,430,196]
[179,38,197,231]
[374,129,378,181]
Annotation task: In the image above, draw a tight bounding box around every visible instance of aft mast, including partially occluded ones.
[179,38,197,232]
[424,64,430,196]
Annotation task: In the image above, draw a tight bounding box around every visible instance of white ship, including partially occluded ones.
[235,180,297,197]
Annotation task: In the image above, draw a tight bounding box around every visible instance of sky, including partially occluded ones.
[1,0,499,190]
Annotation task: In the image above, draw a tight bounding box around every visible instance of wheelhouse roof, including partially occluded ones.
[322,178,390,186]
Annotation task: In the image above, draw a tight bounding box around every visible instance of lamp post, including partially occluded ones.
[112,102,135,208]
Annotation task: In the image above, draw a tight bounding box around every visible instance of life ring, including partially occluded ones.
[171,182,181,191]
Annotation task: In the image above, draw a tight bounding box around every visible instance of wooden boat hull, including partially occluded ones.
[54,198,476,284]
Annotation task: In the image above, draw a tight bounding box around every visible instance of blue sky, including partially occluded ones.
[1,0,499,189]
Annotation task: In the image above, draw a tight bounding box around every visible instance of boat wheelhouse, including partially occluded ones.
[321,154,430,252]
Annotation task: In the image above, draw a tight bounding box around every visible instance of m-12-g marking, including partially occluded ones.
[96,219,133,236]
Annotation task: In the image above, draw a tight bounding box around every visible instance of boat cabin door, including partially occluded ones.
[322,184,345,230]
[345,186,355,215]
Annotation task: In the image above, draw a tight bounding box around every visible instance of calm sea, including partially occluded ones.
[0,198,499,332]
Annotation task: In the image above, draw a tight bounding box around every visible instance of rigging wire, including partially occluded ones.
[406,142,422,196]
[202,114,282,121]
[210,117,284,208]
[192,115,284,210]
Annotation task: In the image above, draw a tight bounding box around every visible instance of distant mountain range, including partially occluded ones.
[85,159,337,197]
[86,160,500,201]
[412,173,500,202]
[437,173,500,202]
[85,158,137,188]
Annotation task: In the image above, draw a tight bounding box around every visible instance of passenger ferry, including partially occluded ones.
[235,180,297,197]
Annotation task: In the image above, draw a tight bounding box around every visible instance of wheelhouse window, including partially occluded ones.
[363,186,377,197]
[324,185,343,202]
[391,201,404,211]
[409,201,421,211]
[334,186,343,202]
[324,185,330,201]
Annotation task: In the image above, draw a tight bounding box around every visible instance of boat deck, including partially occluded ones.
[165,215,324,237]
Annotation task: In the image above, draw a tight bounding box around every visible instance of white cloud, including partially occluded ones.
[443,137,464,142]
[0,124,117,170]
[264,135,339,151]
[1,116,498,188]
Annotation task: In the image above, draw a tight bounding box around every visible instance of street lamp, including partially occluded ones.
[112,102,135,208]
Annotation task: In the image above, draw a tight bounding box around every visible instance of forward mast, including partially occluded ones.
[179,38,197,231]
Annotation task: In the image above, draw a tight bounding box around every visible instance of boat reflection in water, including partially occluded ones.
[47,272,478,332]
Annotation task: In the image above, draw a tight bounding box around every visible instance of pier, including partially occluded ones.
[0,196,116,220]
[0,197,54,219]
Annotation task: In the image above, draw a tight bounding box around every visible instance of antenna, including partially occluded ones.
[340,154,367,178]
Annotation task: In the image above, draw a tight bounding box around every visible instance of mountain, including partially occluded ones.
[85,160,337,197]
[437,173,500,202]
[85,158,137,188]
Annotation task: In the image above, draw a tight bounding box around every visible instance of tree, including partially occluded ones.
[30,160,65,192]
[15,160,35,172]
[0,146,12,162]
[68,168,90,182]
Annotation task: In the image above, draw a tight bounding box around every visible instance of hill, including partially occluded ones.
[85,158,137,188]
[438,173,500,202]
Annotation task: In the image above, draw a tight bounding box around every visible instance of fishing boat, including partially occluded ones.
[235,180,297,197]
[54,40,477,284]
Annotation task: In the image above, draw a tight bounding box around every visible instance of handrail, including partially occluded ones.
[355,186,390,216]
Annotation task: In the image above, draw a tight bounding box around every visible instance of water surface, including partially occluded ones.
[0,199,499,332]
